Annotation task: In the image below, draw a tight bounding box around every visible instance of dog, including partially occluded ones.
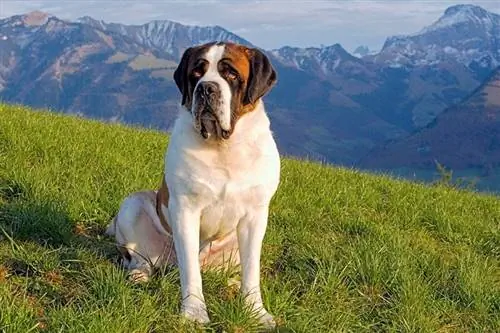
[106,41,280,328]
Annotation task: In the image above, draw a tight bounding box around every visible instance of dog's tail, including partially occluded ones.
[105,216,117,237]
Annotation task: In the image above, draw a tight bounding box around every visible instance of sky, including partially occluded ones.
[0,0,499,51]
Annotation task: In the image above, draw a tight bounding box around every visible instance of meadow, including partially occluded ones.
[0,104,499,332]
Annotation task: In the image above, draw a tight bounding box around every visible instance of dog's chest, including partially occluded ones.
[166,109,280,242]
[196,150,276,241]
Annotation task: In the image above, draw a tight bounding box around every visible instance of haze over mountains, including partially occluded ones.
[0,4,499,187]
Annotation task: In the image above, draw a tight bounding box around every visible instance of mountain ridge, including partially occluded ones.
[371,4,500,70]
[76,15,254,60]
[3,5,500,64]
[0,5,499,168]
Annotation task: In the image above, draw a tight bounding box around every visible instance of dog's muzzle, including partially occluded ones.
[193,81,230,140]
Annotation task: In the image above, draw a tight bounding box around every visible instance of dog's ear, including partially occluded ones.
[244,48,277,105]
[174,47,195,106]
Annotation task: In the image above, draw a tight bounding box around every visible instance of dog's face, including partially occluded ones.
[173,42,277,140]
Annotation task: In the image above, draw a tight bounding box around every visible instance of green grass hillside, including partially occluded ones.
[0,104,499,332]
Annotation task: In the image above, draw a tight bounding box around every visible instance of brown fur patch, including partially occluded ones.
[222,43,252,82]
[221,44,256,120]
[156,174,172,234]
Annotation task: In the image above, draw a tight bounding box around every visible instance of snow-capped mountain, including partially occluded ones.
[268,43,380,96]
[372,4,500,70]
[270,44,363,77]
[0,11,54,48]
[0,11,155,55]
[77,16,253,60]
[0,11,182,126]
[352,45,378,58]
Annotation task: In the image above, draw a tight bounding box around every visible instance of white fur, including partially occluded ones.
[192,44,232,131]
[165,95,280,327]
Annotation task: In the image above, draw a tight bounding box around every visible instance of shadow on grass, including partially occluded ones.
[0,176,120,269]
[0,176,181,287]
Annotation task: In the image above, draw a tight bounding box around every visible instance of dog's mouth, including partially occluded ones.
[195,105,231,140]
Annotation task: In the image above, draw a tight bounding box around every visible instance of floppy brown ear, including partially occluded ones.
[244,48,277,105]
[173,47,194,106]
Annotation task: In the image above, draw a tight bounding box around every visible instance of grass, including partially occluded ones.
[379,166,500,194]
[0,103,499,332]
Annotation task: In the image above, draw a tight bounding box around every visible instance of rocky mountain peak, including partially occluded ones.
[443,4,490,17]
[353,45,370,57]
[418,3,499,35]
[269,43,362,76]
[22,11,51,26]
[373,4,499,69]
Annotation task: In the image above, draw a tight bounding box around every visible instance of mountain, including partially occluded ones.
[271,44,366,77]
[360,4,500,128]
[371,5,499,70]
[269,43,381,102]
[270,5,500,131]
[361,67,500,172]
[0,11,181,129]
[0,11,408,165]
[0,5,499,167]
[77,16,253,60]
[353,45,375,57]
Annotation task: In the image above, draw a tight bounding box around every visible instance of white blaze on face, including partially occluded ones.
[194,44,232,131]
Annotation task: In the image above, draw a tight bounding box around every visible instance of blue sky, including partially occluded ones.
[1,1,499,51]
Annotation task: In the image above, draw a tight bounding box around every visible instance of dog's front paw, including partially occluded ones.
[254,308,276,330]
[246,301,276,330]
[181,299,210,324]
[243,291,276,329]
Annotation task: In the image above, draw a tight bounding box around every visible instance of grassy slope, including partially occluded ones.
[0,104,499,333]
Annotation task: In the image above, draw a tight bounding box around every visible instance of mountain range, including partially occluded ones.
[0,4,499,176]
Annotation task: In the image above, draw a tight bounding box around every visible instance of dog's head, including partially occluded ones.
[173,41,277,140]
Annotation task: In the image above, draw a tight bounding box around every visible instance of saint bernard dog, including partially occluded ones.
[106,41,280,328]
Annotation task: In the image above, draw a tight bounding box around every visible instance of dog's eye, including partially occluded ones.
[192,61,207,79]
[192,69,203,78]
[226,69,238,81]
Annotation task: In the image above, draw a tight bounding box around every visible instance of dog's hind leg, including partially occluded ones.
[124,249,154,283]
[112,191,174,283]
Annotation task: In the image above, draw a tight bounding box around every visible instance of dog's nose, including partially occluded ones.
[197,81,218,96]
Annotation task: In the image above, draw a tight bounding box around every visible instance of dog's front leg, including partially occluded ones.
[169,201,209,324]
[237,206,275,329]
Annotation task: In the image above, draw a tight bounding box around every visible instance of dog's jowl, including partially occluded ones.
[107,41,280,328]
